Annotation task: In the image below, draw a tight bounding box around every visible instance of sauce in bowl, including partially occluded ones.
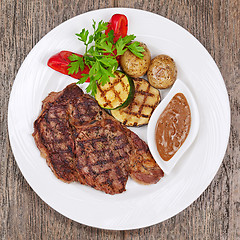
[155,93,191,161]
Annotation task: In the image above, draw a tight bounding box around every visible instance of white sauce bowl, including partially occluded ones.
[147,79,200,174]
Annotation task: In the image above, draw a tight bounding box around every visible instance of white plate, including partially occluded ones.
[148,79,200,175]
[8,8,230,230]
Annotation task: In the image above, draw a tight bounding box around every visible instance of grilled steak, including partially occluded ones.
[33,83,164,194]
[74,118,131,194]
[33,85,83,182]
[124,128,164,184]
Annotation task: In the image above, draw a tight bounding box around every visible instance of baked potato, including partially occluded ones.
[147,55,177,89]
[120,42,151,78]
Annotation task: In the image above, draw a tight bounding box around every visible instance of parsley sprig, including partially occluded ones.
[68,20,144,95]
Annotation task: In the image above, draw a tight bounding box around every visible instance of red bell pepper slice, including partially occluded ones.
[47,51,90,81]
[105,14,128,63]
[105,14,128,42]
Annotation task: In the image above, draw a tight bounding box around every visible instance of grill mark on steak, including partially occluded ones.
[33,102,77,182]
[74,119,130,194]
[33,83,164,194]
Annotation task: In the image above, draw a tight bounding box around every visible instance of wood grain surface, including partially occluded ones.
[1,0,239,239]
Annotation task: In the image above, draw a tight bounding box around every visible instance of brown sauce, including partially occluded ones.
[155,93,191,161]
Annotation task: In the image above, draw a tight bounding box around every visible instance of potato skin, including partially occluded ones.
[147,55,177,89]
[120,42,151,78]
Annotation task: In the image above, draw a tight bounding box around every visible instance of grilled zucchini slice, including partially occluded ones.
[95,71,134,110]
[111,78,160,126]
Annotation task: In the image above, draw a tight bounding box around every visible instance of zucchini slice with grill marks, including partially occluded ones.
[95,71,134,110]
[111,78,161,126]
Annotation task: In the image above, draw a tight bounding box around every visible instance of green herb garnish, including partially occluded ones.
[68,20,144,95]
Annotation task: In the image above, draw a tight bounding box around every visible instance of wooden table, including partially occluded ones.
[1,0,239,239]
